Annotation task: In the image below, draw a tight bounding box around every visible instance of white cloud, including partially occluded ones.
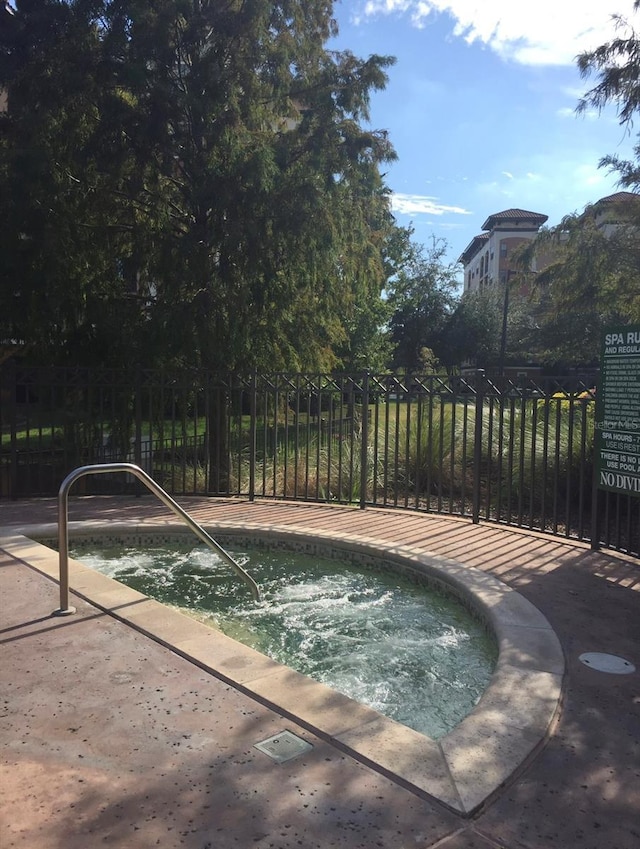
[476,169,541,199]
[391,192,472,215]
[361,0,431,28]
[562,84,590,100]
[472,152,623,227]
[557,105,600,120]
[358,1,638,66]
[574,161,611,188]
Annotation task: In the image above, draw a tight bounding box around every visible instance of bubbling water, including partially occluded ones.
[71,540,496,739]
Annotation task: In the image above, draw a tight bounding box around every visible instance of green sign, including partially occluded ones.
[595,325,640,495]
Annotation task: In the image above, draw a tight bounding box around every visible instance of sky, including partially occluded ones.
[330,0,639,268]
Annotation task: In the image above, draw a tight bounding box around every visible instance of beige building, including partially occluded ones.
[458,208,548,293]
[591,191,639,237]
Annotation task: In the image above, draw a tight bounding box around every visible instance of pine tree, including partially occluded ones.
[577,0,640,189]
[1,0,398,372]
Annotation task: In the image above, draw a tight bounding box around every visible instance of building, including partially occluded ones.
[457,193,638,378]
[458,208,548,293]
[590,191,639,237]
[459,194,639,292]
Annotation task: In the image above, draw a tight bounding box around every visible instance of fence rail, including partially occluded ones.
[1,364,638,557]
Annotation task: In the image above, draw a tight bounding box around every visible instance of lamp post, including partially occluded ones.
[498,270,511,377]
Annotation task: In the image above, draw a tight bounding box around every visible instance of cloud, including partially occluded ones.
[557,105,600,120]
[472,152,622,228]
[476,170,541,199]
[360,0,430,28]
[358,1,638,66]
[562,84,590,100]
[391,192,472,215]
[574,161,611,188]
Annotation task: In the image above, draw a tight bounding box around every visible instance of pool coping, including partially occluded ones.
[0,519,565,816]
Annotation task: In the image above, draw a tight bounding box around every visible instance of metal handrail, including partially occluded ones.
[53,462,260,615]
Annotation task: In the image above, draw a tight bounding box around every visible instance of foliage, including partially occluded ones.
[0,0,399,372]
[444,0,640,374]
[386,235,459,372]
[250,393,597,519]
[518,208,640,367]
[499,396,595,521]
[463,5,640,371]
[578,0,640,188]
[439,287,504,370]
[405,400,470,496]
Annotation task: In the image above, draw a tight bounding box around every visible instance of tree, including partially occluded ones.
[578,0,640,188]
[0,0,397,372]
[438,287,503,372]
[0,0,143,366]
[386,235,459,372]
[492,6,640,369]
[517,209,640,366]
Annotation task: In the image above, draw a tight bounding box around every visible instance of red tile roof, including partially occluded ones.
[481,208,548,230]
[594,191,639,205]
[458,232,490,264]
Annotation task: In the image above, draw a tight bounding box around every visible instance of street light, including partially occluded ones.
[498,270,512,377]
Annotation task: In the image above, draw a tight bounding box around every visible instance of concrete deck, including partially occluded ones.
[1,496,639,848]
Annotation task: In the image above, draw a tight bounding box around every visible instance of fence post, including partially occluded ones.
[134,366,143,496]
[472,369,485,524]
[249,369,257,502]
[4,361,18,499]
[590,384,601,550]
[359,371,370,510]
[10,361,18,500]
[590,465,601,551]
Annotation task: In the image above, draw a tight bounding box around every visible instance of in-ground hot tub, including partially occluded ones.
[66,533,498,741]
[2,519,564,815]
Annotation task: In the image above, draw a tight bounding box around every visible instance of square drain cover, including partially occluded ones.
[255,730,313,763]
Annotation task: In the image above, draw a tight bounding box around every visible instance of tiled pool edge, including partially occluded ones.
[0,520,565,816]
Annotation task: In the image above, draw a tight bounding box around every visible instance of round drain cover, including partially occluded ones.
[579,652,635,674]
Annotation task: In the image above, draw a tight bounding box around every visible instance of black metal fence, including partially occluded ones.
[1,364,638,557]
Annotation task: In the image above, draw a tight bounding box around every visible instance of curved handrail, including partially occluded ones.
[53,462,260,615]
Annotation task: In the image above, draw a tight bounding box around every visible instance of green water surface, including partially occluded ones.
[70,540,496,739]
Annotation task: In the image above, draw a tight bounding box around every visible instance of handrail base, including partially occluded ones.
[52,606,77,616]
